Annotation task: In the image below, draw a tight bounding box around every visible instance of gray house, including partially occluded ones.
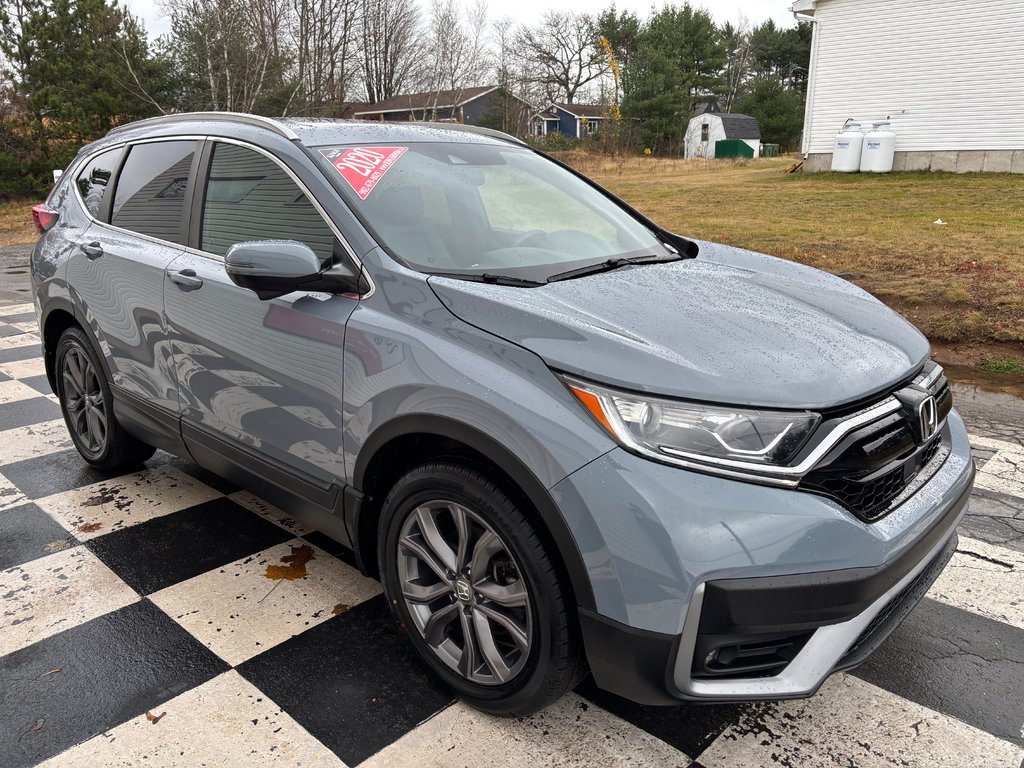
[354,86,535,136]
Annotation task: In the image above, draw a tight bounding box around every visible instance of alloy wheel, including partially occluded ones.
[61,345,107,456]
[397,500,533,686]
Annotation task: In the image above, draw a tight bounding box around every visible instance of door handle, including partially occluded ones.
[169,269,203,290]
[80,241,103,259]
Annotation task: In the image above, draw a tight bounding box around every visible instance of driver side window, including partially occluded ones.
[201,143,336,263]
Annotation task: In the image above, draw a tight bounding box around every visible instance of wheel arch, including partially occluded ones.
[40,300,108,393]
[351,413,597,613]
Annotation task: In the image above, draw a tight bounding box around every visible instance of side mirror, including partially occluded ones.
[225,240,364,300]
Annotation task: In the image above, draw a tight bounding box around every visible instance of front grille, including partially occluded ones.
[799,376,952,523]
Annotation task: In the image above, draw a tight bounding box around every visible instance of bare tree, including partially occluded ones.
[163,0,290,113]
[516,11,605,105]
[720,16,753,112]
[359,0,421,103]
[423,0,489,100]
[288,0,361,115]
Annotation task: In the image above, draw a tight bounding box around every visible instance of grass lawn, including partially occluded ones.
[2,159,1023,373]
[562,154,1024,367]
[0,198,37,247]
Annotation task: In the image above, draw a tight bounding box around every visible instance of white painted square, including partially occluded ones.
[0,303,35,317]
[361,693,687,768]
[697,675,1024,768]
[930,536,1024,630]
[0,355,46,380]
[0,419,72,465]
[36,670,345,768]
[0,469,29,511]
[974,447,1024,498]
[228,489,313,536]
[35,465,222,540]
[0,379,45,405]
[0,546,139,656]
[149,539,381,666]
[0,331,40,350]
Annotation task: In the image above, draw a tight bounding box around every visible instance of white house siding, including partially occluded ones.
[802,0,1024,161]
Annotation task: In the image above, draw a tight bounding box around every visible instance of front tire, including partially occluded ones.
[379,461,584,716]
[55,326,156,471]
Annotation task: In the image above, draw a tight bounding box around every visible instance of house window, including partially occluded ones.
[701,123,710,142]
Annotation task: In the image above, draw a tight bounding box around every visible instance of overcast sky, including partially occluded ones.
[126,0,798,41]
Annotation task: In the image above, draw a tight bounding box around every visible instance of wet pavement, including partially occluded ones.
[0,269,1023,766]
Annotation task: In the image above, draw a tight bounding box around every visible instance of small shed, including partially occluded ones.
[684,113,761,159]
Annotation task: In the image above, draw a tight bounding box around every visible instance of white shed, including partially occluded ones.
[793,0,1024,173]
[684,113,761,159]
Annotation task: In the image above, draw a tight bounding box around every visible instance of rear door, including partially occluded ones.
[67,139,199,416]
[164,139,358,508]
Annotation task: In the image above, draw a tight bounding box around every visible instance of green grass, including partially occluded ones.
[559,154,1024,347]
[980,357,1024,375]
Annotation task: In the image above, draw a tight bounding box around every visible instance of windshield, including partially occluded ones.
[316,142,668,281]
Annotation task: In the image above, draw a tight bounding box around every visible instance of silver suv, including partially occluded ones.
[31,113,975,716]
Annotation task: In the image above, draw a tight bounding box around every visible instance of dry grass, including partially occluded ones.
[562,154,1024,348]
[0,198,37,247]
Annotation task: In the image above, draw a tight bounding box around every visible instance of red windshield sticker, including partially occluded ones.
[321,146,408,200]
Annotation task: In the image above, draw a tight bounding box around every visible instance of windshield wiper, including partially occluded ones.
[429,272,544,287]
[546,253,682,283]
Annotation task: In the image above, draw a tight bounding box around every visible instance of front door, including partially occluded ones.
[163,140,358,504]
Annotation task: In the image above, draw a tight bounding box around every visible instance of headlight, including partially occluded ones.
[561,375,820,470]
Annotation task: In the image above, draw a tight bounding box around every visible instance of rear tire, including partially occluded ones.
[55,326,156,471]
[379,461,585,716]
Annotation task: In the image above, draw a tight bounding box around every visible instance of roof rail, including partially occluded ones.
[413,121,526,146]
[106,111,299,141]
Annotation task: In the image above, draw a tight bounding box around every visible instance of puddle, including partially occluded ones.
[944,364,1024,405]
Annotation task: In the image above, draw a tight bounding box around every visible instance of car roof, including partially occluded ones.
[95,112,524,151]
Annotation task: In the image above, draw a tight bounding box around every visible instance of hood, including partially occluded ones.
[428,242,930,410]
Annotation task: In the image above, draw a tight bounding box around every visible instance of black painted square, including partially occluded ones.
[0,599,228,768]
[238,596,454,765]
[0,502,76,570]
[20,374,52,397]
[1,449,122,499]
[854,596,1024,747]
[0,396,60,431]
[86,497,291,595]
[0,344,44,364]
[576,677,744,758]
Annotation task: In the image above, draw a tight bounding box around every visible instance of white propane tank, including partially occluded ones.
[831,123,864,172]
[860,121,897,173]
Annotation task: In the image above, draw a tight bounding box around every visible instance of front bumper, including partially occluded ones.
[557,411,975,705]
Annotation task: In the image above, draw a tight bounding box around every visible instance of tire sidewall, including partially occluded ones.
[379,464,568,712]
[55,328,115,465]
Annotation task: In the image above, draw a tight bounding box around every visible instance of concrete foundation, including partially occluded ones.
[803,149,1023,174]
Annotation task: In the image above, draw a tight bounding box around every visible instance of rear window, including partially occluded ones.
[74,148,121,218]
[111,141,197,244]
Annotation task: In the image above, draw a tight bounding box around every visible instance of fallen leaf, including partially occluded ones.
[264,544,315,581]
[42,668,61,677]
[145,710,166,724]
[332,603,351,616]
[76,522,102,533]
[31,720,43,731]
[82,493,116,507]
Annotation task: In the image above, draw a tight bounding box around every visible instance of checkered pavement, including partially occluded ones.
[1,299,1023,768]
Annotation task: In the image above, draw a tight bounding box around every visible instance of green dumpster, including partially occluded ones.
[762,143,780,158]
[714,140,755,159]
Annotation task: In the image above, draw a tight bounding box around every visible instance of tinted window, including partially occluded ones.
[111,141,197,244]
[201,143,335,262]
[75,148,121,218]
